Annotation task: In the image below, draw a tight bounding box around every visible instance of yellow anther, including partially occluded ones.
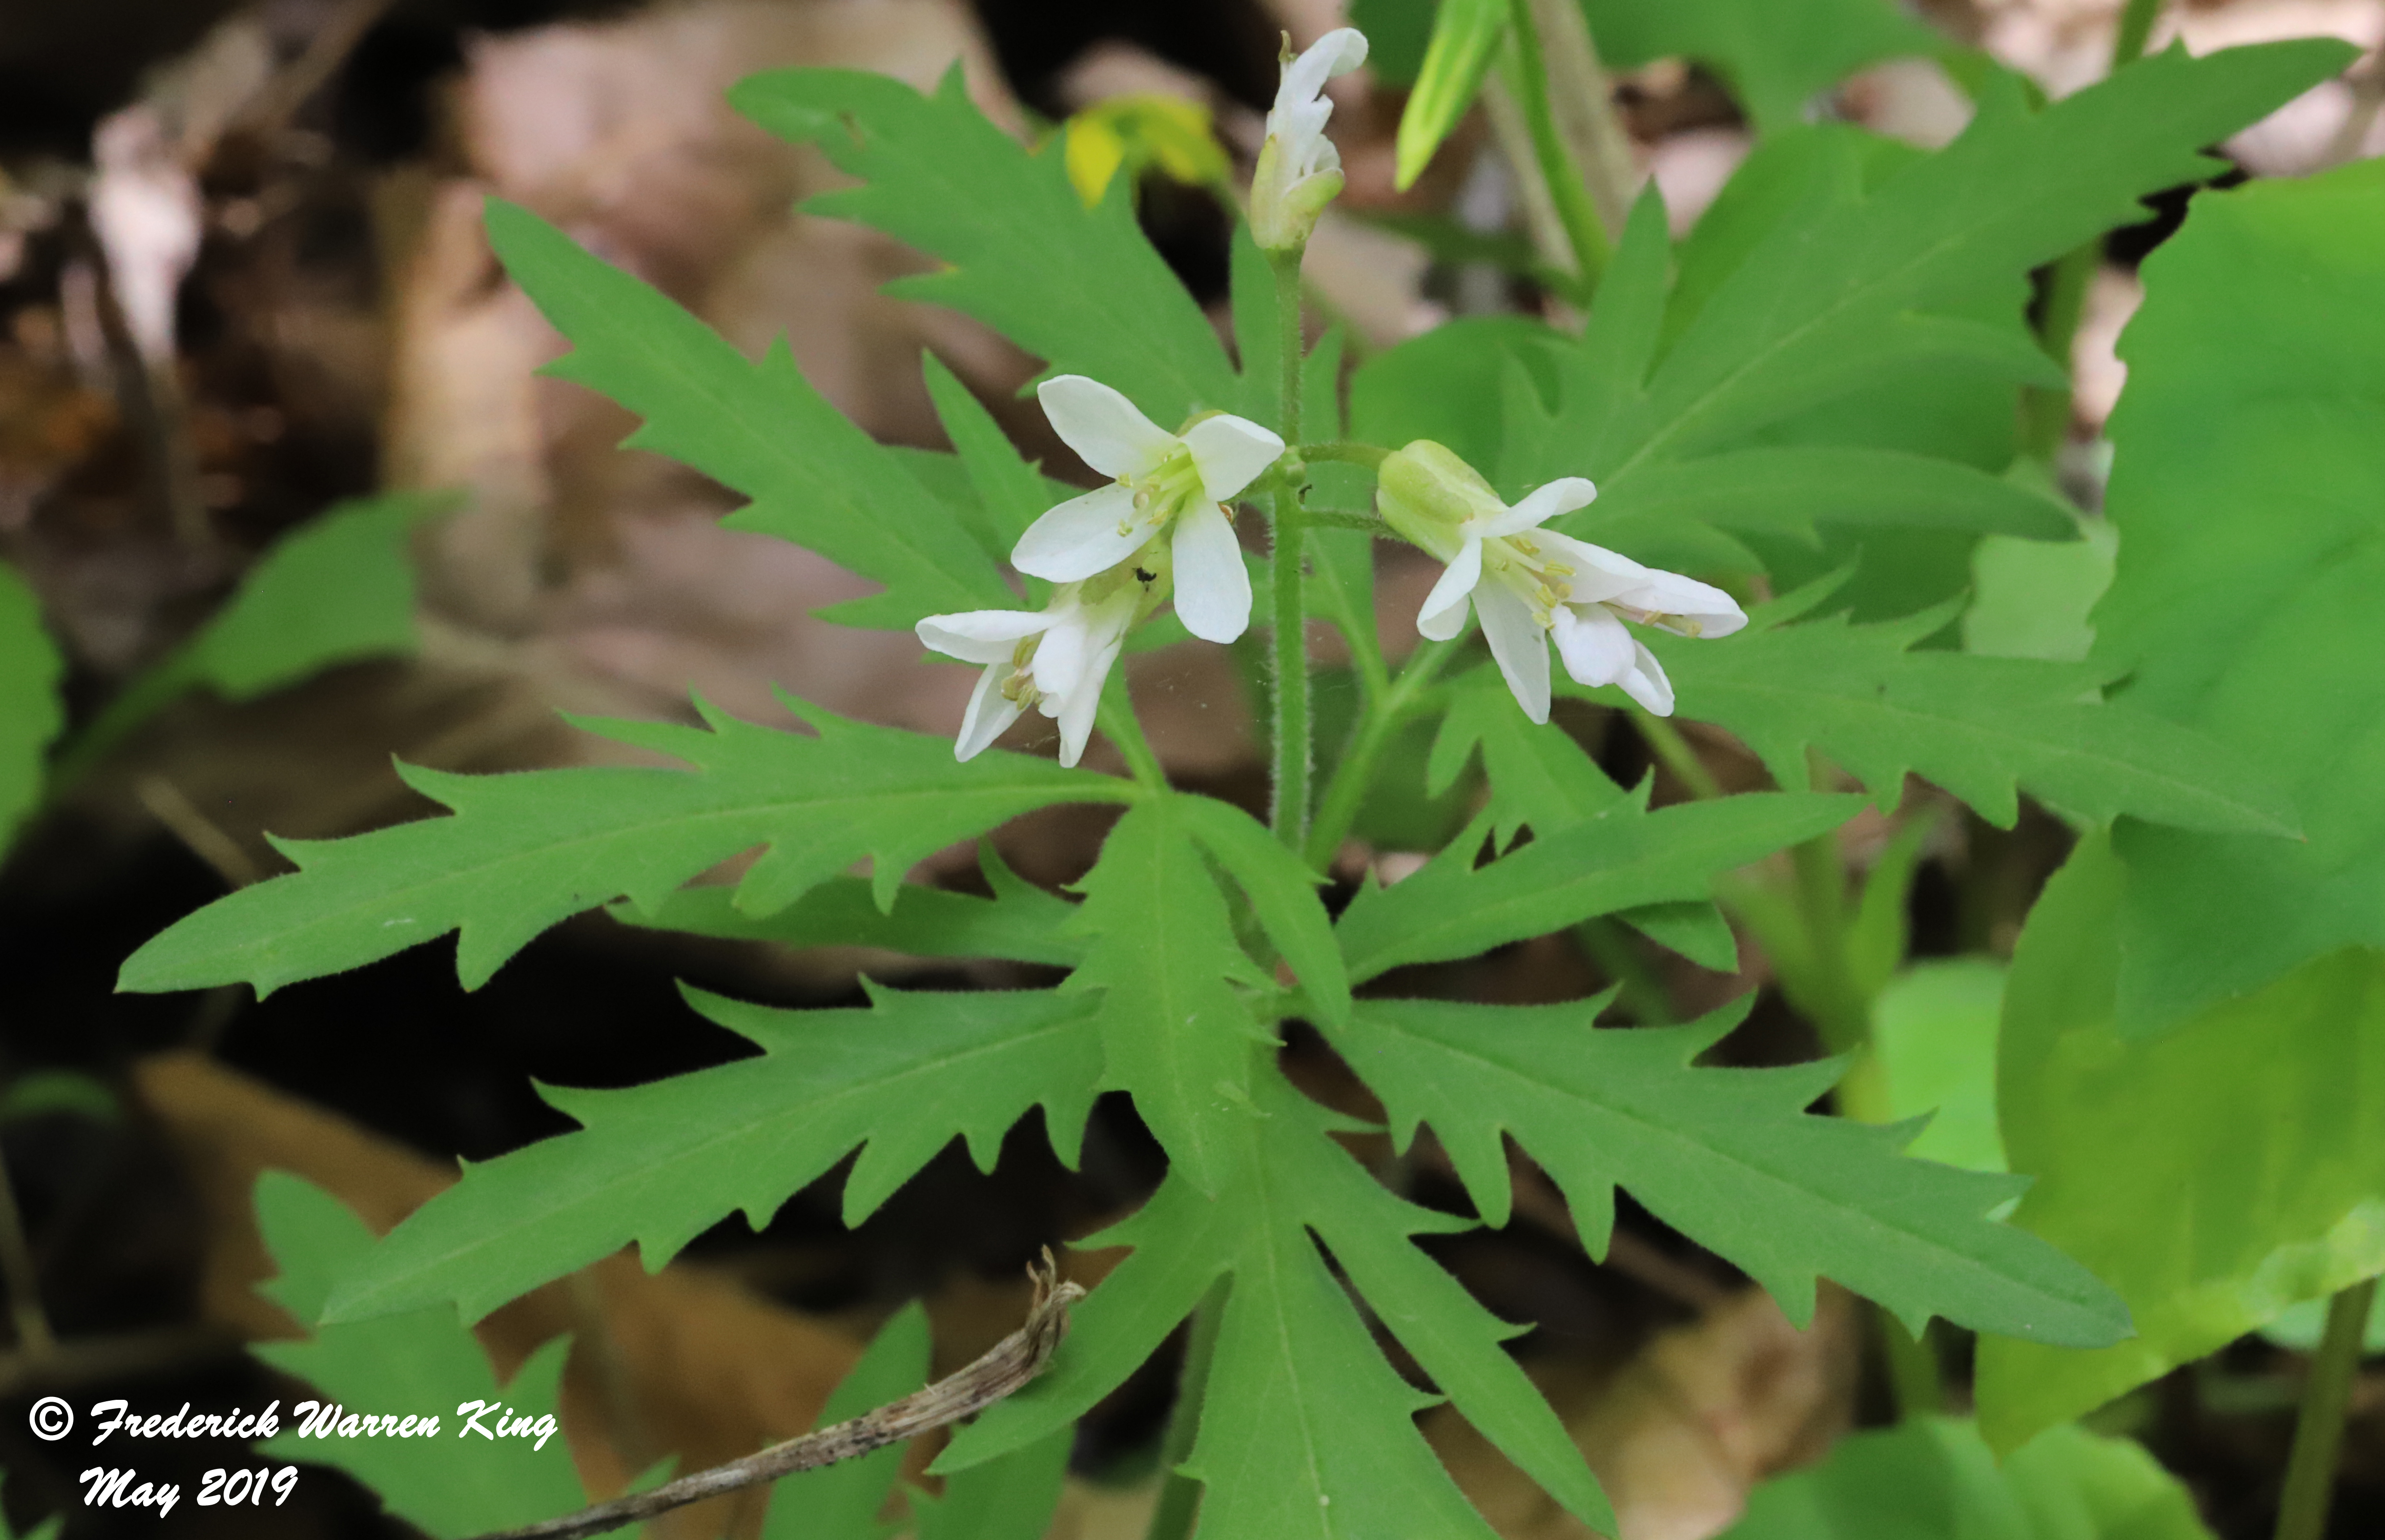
[1544,561,1574,577]
[1533,583,1559,608]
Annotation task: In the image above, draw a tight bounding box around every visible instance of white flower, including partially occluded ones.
[1250,27,1369,251]
[1012,375,1282,644]
[1380,441,1745,722]
[916,571,1153,769]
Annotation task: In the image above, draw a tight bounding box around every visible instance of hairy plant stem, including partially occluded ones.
[2273,1275,2378,1540]
[1269,250,1312,850]
[1303,441,1388,469]
[1303,637,1458,870]
[1502,0,1612,287]
[1144,1277,1231,1540]
[2023,0,2163,458]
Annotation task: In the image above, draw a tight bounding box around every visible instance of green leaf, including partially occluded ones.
[1976,831,2385,1449]
[1336,790,1864,983]
[921,355,1051,564]
[1501,43,2352,576]
[1424,671,1736,970]
[910,1425,1070,1540]
[1394,0,1508,190]
[732,68,1241,429]
[323,983,1100,1325]
[1864,959,2009,1174]
[1587,446,2076,547]
[942,1070,1614,1537]
[118,698,1132,997]
[762,1304,931,1540]
[1582,0,1941,135]
[251,1172,587,1538]
[1343,996,2126,1344]
[0,564,62,851]
[1964,517,2118,663]
[2089,158,2385,1034]
[1064,797,1272,1195]
[1637,604,2299,835]
[1177,794,1349,1026]
[613,845,1085,967]
[1719,1417,2212,1540]
[192,492,447,699]
[484,199,1011,630]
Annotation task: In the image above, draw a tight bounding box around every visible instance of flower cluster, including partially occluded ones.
[917,30,1745,766]
[915,376,1281,767]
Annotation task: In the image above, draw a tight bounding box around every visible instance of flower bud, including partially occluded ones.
[1376,440,1504,560]
[1250,28,1367,253]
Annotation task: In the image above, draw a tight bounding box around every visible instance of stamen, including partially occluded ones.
[1685,618,1704,638]
[1543,561,1574,577]
[1533,584,1559,608]
[1511,537,1538,556]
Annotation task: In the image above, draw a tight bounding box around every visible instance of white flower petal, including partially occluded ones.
[1613,569,1748,637]
[1170,502,1253,643]
[1055,639,1124,768]
[1620,639,1676,716]
[1477,583,1552,724]
[1550,603,1635,687]
[1529,531,1650,604]
[1037,375,1175,480]
[1274,28,1369,127]
[1012,483,1148,582]
[1182,414,1285,503]
[916,607,1052,664]
[1476,476,1596,538]
[954,663,1027,760]
[1417,537,1483,641]
[1029,611,1091,704]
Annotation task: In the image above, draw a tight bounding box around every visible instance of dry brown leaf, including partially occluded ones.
[1433,1287,1858,1540]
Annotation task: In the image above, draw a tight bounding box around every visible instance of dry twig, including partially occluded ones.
[465,1253,1086,1540]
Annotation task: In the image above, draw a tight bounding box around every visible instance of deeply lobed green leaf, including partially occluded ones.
[941,1070,1614,1538]
[118,698,1132,998]
[731,67,1242,429]
[252,1174,587,1538]
[486,199,1013,630]
[1342,996,2127,1345]
[1336,789,1864,983]
[1637,601,2299,834]
[324,983,1101,1325]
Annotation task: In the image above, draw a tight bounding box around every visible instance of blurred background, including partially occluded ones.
[0,0,2379,1535]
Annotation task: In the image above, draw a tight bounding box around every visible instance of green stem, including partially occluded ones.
[1502,0,1611,286]
[1303,441,1388,470]
[1145,1280,1230,1540]
[1791,833,1868,1057]
[1303,637,1457,869]
[2023,0,2163,460]
[1878,1313,1946,1420]
[2274,1276,2378,1540]
[1628,706,1723,801]
[43,647,201,800]
[1268,251,1312,851]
